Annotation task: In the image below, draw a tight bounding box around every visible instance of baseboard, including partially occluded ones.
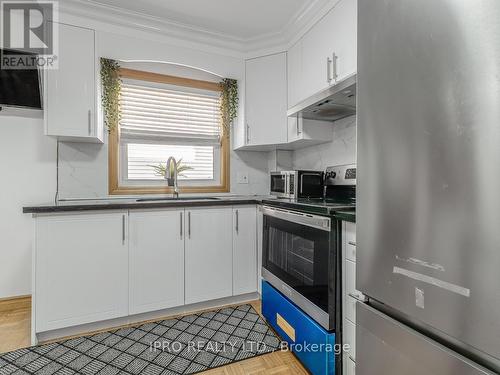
[0,295,31,313]
[37,292,260,344]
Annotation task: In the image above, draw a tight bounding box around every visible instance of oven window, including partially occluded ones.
[271,175,286,193]
[263,214,331,312]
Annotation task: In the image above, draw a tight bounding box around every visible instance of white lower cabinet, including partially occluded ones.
[129,209,184,315]
[35,212,128,332]
[233,206,257,295]
[184,207,233,304]
[34,205,258,338]
[342,221,358,374]
[347,357,356,375]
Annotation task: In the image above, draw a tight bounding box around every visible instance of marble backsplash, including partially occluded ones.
[292,115,356,170]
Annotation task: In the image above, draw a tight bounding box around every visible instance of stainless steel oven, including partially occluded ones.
[261,205,340,331]
[270,170,323,199]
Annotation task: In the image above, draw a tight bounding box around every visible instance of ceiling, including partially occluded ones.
[79,0,322,41]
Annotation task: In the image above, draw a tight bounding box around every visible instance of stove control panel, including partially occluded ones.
[325,164,357,186]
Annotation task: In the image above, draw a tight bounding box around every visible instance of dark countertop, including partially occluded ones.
[333,210,356,223]
[23,195,270,214]
[261,198,356,221]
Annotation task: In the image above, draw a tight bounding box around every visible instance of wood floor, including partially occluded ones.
[0,298,308,374]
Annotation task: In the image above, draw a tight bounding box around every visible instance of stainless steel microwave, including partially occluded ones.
[270,170,323,199]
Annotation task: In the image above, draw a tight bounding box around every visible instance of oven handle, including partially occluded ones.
[262,206,331,232]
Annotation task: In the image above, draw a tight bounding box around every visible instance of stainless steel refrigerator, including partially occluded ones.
[357,1,500,374]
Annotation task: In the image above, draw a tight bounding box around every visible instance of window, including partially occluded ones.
[108,68,229,195]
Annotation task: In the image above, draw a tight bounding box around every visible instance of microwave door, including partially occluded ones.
[271,174,287,197]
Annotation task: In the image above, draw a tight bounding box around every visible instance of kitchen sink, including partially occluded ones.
[136,197,220,202]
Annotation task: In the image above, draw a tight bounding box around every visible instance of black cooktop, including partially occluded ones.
[261,197,356,217]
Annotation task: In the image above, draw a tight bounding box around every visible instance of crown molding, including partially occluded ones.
[60,0,338,57]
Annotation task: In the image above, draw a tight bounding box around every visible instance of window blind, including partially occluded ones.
[119,81,222,145]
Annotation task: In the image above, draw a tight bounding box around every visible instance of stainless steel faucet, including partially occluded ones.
[165,157,179,198]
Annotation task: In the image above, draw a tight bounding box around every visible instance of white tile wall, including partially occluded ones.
[292,115,356,170]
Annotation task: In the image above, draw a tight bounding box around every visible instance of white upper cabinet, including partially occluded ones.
[288,0,357,109]
[287,40,303,110]
[129,210,185,315]
[184,207,233,304]
[233,206,257,295]
[244,52,288,147]
[35,212,128,332]
[287,115,333,148]
[45,23,102,143]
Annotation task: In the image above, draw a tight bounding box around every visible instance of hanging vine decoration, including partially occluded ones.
[219,78,239,135]
[100,58,122,133]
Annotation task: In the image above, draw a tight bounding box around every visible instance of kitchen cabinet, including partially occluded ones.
[257,205,263,294]
[45,23,102,143]
[233,206,257,295]
[287,115,333,148]
[288,0,357,108]
[185,207,233,304]
[129,209,184,315]
[342,220,361,374]
[35,212,128,332]
[287,40,303,109]
[244,52,288,147]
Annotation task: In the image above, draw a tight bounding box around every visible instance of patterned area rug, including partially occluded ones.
[0,304,281,375]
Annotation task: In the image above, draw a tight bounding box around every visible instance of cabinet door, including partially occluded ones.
[46,23,99,142]
[330,0,357,82]
[300,0,355,99]
[257,206,263,294]
[301,3,339,99]
[129,210,184,315]
[185,207,233,304]
[287,40,303,109]
[233,206,257,295]
[245,52,288,146]
[35,212,128,332]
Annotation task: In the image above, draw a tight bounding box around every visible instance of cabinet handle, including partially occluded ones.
[122,214,126,244]
[326,56,333,83]
[88,109,92,135]
[188,212,191,239]
[348,241,356,247]
[332,52,338,82]
[235,209,239,233]
[246,123,250,143]
[180,211,183,239]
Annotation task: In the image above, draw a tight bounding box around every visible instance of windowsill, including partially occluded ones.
[109,185,230,195]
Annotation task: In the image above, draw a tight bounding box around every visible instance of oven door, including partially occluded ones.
[261,206,335,330]
[270,172,288,197]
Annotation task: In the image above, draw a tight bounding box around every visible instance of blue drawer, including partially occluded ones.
[262,281,336,375]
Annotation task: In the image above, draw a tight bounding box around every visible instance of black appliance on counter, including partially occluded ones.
[270,170,324,199]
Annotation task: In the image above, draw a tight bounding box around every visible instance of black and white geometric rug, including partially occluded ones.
[0,304,281,375]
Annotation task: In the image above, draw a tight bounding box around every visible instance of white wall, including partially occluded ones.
[293,116,356,169]
[0,115,56,299]
[0,13,270,299]
[55,15,270,198]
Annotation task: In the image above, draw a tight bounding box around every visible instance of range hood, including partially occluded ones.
[287,74,356,121]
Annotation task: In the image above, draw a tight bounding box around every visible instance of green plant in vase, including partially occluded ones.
[149,158,193,178]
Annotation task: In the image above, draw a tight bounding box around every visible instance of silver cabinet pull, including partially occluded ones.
[326,56,333,83]
[122,214,126,244]
[180,211,183,239]
[88,109,92,135]
[188,211,191,239]
[235,209,239,233]
[348,241,357,247]
[332,52,338,82]
[246,123,250,143]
